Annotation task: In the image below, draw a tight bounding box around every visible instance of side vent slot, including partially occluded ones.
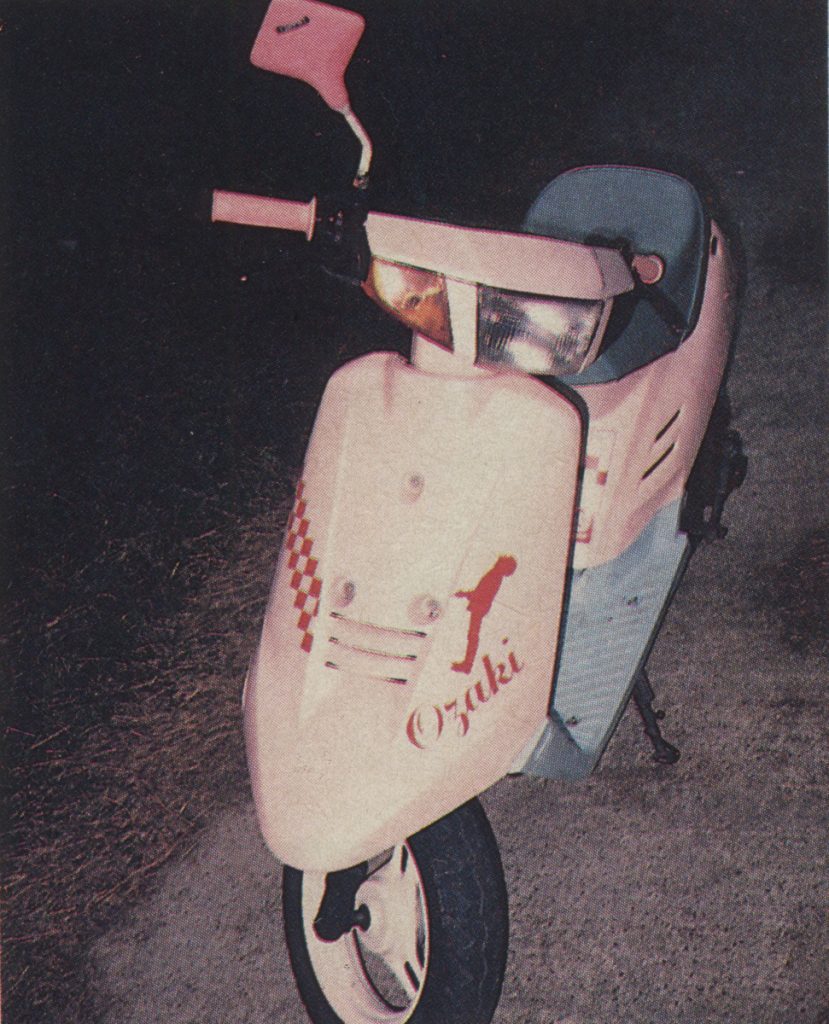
[324,612,429,685]
[642,443,675,480]
[324,660,408,685]
[654,408,681,443]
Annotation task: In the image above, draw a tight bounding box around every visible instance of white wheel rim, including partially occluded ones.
[301,845,430,1024]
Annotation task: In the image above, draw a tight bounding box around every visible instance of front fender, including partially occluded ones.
[245,353,581,870]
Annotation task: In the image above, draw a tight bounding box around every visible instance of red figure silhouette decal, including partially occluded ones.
[452,555,517,674]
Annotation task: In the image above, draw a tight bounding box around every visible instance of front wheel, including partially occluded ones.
[282,798,508,1024]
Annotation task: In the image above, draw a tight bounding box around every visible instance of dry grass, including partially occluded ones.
[3,452,296,1023]
[2,195,369,1021]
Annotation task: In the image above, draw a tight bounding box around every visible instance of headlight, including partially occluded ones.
[363,258,607,374]
[477,286,604,375]
[363,258,452,347]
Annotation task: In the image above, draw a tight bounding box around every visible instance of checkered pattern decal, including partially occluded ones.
[576,431,613,544]
[285,480,321,653]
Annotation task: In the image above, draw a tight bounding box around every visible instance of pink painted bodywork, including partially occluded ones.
[238,195,734,871]
[366,211,633,299]
[571,221,737,568]
[244,354,582,870]
[250,0,364,112]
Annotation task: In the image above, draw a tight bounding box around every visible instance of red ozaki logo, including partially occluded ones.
[406,639,524,749]
[406,556,523,750]
[452,555,517,674]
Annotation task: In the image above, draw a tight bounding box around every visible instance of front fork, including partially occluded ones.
[313,862,371,942]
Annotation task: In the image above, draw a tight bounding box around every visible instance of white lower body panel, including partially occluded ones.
[521,498,689,780]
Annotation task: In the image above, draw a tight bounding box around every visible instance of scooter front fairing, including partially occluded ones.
[244,352,582,871]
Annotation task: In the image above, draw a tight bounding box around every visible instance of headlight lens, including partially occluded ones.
[477,286,604,375]
[363,258,606,374]
[363,258,452,347]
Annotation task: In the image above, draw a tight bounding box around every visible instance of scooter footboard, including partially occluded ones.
[520,496,689,779]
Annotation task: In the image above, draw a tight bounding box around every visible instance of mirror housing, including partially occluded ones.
[251,0,364,112]
[251,0,372,185]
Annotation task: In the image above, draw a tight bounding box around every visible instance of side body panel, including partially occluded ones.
[520,225,737,777]
[572,222,736,569]
[245,353,581,870]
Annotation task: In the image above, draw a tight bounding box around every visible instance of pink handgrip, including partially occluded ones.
[211,190,317,241]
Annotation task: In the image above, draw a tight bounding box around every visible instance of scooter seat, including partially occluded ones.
[523,166,709,384]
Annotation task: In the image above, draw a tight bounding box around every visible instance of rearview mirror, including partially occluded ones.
[250,0,372,185]
[251,0,364,112]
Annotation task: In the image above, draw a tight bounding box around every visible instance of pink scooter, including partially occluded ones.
[213,3,747,1022]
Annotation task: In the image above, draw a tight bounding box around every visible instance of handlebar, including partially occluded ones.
[211,190,318,241]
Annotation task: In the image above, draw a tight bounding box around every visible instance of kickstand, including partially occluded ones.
[631,670,680,764]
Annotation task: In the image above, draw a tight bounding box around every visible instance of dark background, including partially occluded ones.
[6,0,825,696]
[3,3,826,1022]
[5,0,825,652]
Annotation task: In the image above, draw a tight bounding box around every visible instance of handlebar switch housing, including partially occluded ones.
[312,191,371,285]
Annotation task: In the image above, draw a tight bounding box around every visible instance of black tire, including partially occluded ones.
[282,798,509,1024]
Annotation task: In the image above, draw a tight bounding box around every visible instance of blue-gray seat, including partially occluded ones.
[523,166,709,384]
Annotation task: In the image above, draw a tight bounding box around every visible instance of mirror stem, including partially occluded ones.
[343,107,373,189]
